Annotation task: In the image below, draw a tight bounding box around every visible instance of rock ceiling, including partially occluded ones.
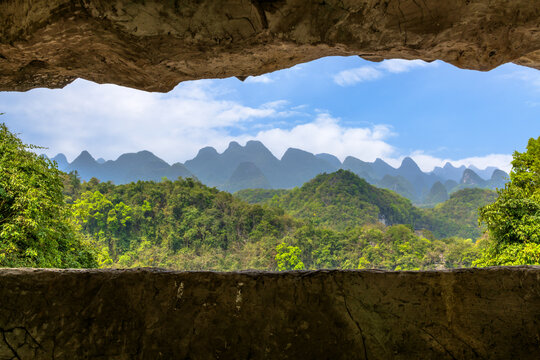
[0,0,539,92]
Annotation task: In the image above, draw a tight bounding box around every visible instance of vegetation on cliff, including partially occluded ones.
[421,188,498,239]
[0,123,96,268]
[237,170,422,230]
[236,171,496,240]
[475,136,540,266]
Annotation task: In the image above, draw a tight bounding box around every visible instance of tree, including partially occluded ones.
[475,136,540,266]
[71,191,133,260]
[275,242,305,270]
[0,123,96,267]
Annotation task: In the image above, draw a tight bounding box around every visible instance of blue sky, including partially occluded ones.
[0,56,538,172]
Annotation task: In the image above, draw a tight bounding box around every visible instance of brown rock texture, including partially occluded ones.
[0,267,539,359]
[0,0,539,92]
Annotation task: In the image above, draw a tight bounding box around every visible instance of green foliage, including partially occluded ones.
[71,191,133,261]
[235,189,289,204]
[261,170,422,230]
[424,181,449,205]
[476,137,540,265]
[0,121,495,271]
[275,242,305,270]
[474,239,540,266]
[0,123,96,268]
[422,188,498,239]
[67,176,299,268]
[63,171,478,271]
[356,226,481,270]
[1,114,528,270]
[238,171,493,243]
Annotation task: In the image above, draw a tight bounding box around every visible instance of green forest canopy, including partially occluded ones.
[235,170,497,240]
[63,173,482,271]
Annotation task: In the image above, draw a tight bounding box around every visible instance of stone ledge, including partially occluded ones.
[1,267,539,359]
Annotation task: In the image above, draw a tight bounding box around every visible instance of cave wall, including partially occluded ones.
[0,267,539,359]
[0,0,539,92]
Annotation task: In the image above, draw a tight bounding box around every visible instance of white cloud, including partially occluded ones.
[453,154,513,173]
[333,67,383,86]
[502,68,540,89]
[0,76,513,174]
[231,119,512,173]
[233,113,397,161]
[378,59,433,73]
[244,74,274,84]
[405,151,513,173]
[2,79,400,165]
[0,79,288,163]
[334,59,437,86]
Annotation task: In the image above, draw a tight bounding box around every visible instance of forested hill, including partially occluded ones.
[422,188,498,239]
[236,170,496,239]
[62,174,298,269]
[237,170,423,230]
[61,173,483,271]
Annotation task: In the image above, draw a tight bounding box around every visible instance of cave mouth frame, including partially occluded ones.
[2,0,538,272]
[0,0,539,92]
[1,0,540,358]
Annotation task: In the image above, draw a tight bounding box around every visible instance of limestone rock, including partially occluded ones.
[0,267,539,359]
[0,0,538,92]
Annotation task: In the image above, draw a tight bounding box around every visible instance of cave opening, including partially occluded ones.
[1,0,539,358]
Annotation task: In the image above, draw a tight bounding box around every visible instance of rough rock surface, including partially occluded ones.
[0,0,539,92]
[0,267,539,359]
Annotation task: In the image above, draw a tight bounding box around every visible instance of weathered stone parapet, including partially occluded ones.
[0,0,539,92]
[0,267,539,359]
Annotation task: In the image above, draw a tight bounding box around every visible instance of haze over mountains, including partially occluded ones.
[50,141,508,205]
[53,150,191,185]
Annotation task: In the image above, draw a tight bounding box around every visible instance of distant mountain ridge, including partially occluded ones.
[50,141,508,205]
[54,150,192,185]
[223,162,271,193]
[184,140,283,187]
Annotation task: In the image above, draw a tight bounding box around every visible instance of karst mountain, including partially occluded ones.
[49,141,507,205]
